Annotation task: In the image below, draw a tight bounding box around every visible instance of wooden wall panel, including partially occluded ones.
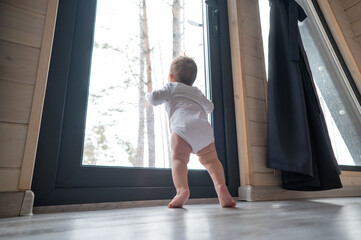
[1,0,48,15]
[0,123,27,168]
[244,57,264,79]
[329,0,344,9]
[351,20,361,37]
[249,122,267,147]
[345,1,361,23]
[228,0,274,188]
[245,75,266,100]
[341,175,361,185]
[348,38,361,55]
[19,0,59,190]
[341,0,361,9]
[227,0,254,186]
[0,40,40,85]
[0,80,34,124]
[320,0,361,93]
[252,146,273,173]
[338,18,357,38]
[0,2,45,48]
[0,192,24,218]
[357,35,361,45]
[353,52,361,66]
[0,168,21,191]
[242,17,259,39]
[244,35,262,58]
[253,172,282,186]
[247,98,267,123]
[330,2,351,24]
[239,0,257,21]
[0,0,57,196]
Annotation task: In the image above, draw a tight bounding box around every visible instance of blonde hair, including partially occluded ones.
[170,56,197,86]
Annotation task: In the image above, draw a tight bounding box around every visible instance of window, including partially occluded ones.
[83,0,208,169]
[258,0,361,169]
[32,0,239,206]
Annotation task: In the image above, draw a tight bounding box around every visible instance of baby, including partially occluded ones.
[147,56,236,208]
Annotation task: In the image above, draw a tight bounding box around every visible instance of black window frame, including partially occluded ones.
[32,0,239,206]
[310,0,361,172]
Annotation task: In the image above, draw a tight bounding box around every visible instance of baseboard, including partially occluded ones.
[20,190,34,216]
[239,185,361,201]
[0,190,34,218]
[33,198,221,214]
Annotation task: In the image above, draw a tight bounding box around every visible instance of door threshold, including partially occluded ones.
[33,198,221,214]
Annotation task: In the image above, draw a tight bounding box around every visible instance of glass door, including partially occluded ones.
[83,0,208,170]
[258,0,361,169]
[32,0,239,206]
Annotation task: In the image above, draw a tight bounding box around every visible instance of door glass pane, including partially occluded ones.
[82,0,208,169]
[258,0,361,166]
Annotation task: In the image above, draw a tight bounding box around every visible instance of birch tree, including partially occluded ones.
[142,0,156,167]
[172,0,183,58]
[136,1,146,167]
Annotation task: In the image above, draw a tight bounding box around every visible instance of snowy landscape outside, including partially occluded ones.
[83,0,361,169]
[83,0,208,169]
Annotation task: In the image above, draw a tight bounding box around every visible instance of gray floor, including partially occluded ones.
[1,197,361,240]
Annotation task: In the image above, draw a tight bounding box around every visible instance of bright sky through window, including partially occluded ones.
[83,0,208,169]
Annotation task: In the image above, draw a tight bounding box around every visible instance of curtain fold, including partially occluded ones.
[266,0,342,190]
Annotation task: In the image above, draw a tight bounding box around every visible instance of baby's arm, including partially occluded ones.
[147,85,171,106]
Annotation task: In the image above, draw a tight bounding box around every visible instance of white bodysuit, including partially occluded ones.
[147,82,214,154]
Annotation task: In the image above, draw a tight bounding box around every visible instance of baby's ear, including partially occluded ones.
[169,74,174,82]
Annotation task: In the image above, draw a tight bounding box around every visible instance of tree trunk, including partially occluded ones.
[136,0,145,167]
[172,0,182,58]
[142,0,156,167]
[169,0,183,167]
[157,42,172,168]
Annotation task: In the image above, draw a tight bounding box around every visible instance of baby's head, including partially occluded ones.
[169,56,197,86]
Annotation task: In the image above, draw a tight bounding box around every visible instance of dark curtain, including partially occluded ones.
[266,0,342,190]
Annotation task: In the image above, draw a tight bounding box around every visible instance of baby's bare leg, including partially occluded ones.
[197,143,236,208]
[168,133,192,208]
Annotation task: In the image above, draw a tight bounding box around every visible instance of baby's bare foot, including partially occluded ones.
[168,189,190,208]
[216,185,236,208]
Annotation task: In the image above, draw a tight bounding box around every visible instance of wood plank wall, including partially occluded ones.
[0,0,58,192]
[319,0,361,92]
[344,0,361,44]
[343,0,361,77]
[227,0,281,188]
[229,0,361,191]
